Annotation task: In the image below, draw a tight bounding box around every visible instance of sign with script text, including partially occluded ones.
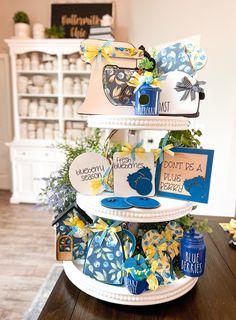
[113,152,155,197]
[51,3,113,38]
[155,148,214,203]
[69,152,110,195]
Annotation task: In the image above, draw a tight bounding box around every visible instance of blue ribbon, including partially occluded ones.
[131,140,144,161]
[96,40,112,63]
[159,133,169,164]
[98,220,121,246]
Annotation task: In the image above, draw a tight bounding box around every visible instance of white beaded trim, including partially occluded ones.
[63,262,198,305]
[76,194,193,223]
[87,115,191,130]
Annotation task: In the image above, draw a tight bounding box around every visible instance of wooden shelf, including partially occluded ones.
[17,70,58,74]
[19,116,59,121]
[63,70,90,75]
[18,93,58,98]
[63,95,86,99]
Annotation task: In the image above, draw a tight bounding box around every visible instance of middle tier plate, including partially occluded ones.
[76,192,193,222]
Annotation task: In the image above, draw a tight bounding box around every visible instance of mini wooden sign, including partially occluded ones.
[113,151,155,197]
[69,152,110,195]
[155,148,214,203]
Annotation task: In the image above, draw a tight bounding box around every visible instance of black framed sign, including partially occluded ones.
[51,3,113,39]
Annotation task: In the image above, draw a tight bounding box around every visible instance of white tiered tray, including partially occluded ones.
[76,192,193,223]
[87,115,190,130]
[63,261,198,305]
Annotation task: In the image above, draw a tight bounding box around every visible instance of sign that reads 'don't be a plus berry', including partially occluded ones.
[155,147,214,203]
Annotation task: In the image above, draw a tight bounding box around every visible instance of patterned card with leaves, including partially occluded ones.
[83,231,124,285]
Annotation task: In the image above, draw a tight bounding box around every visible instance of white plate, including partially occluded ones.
[64,261,198,305]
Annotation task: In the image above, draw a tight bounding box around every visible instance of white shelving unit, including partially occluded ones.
[5,39,91,203]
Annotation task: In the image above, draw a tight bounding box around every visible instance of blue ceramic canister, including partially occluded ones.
[135,84,161,116]
[180,228,206,277]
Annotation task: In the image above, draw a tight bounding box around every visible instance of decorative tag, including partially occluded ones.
[113,148,155,197]
[69,152,111,195]
[155,147,214,203]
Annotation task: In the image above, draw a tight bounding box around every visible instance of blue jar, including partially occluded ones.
[135,84,161,116]
[180,228,206,277]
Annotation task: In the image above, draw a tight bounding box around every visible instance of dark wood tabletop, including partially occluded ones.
[39,216,236,320]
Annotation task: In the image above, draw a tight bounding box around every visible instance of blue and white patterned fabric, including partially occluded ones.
[83,232,124,285]
[185,42,207,72]
[154,42,194,76]
[83,219,136,286]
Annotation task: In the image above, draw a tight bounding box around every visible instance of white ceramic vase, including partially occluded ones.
[14,23,31,39]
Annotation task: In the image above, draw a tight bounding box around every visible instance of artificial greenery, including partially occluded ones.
[138,57,154,71]
[45,25,65,39]
[138,57,158,79]
[160,129,202,148]
[13,11,30,24]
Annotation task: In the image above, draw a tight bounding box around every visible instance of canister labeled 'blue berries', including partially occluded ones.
[180,228,206,277]
[135,84,161,116]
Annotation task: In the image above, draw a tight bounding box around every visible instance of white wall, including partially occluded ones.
[0,0,129,52]
[128,0,236,216]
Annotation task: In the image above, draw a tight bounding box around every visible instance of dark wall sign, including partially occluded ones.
[51,3,113,39]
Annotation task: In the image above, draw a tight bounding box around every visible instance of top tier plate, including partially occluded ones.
[76,192,193,223]
[87,115,191,130]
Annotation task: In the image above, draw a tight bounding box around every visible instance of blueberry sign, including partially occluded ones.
[155,148,214,203]
[69,152,110,195]
[113,151,155,197]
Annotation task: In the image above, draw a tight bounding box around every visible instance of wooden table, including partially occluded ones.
[39,216,236,320]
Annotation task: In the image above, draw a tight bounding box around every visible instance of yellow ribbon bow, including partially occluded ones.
[168,240,180,259]
[151,144,175,163]
[89,168,113,195]
[128,71,161,93]
[83,42,113,63]
[145,242,168,262]
[64,213,85,228]
[89,179,103,195]
[121,143,146,161]
[90,218,122,245]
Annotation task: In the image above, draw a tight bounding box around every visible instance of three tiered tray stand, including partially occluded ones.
[64,115,198,305]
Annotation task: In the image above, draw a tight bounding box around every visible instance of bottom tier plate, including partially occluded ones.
[63,261,198,306]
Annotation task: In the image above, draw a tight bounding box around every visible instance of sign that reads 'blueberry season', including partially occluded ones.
[51,3,113,38]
